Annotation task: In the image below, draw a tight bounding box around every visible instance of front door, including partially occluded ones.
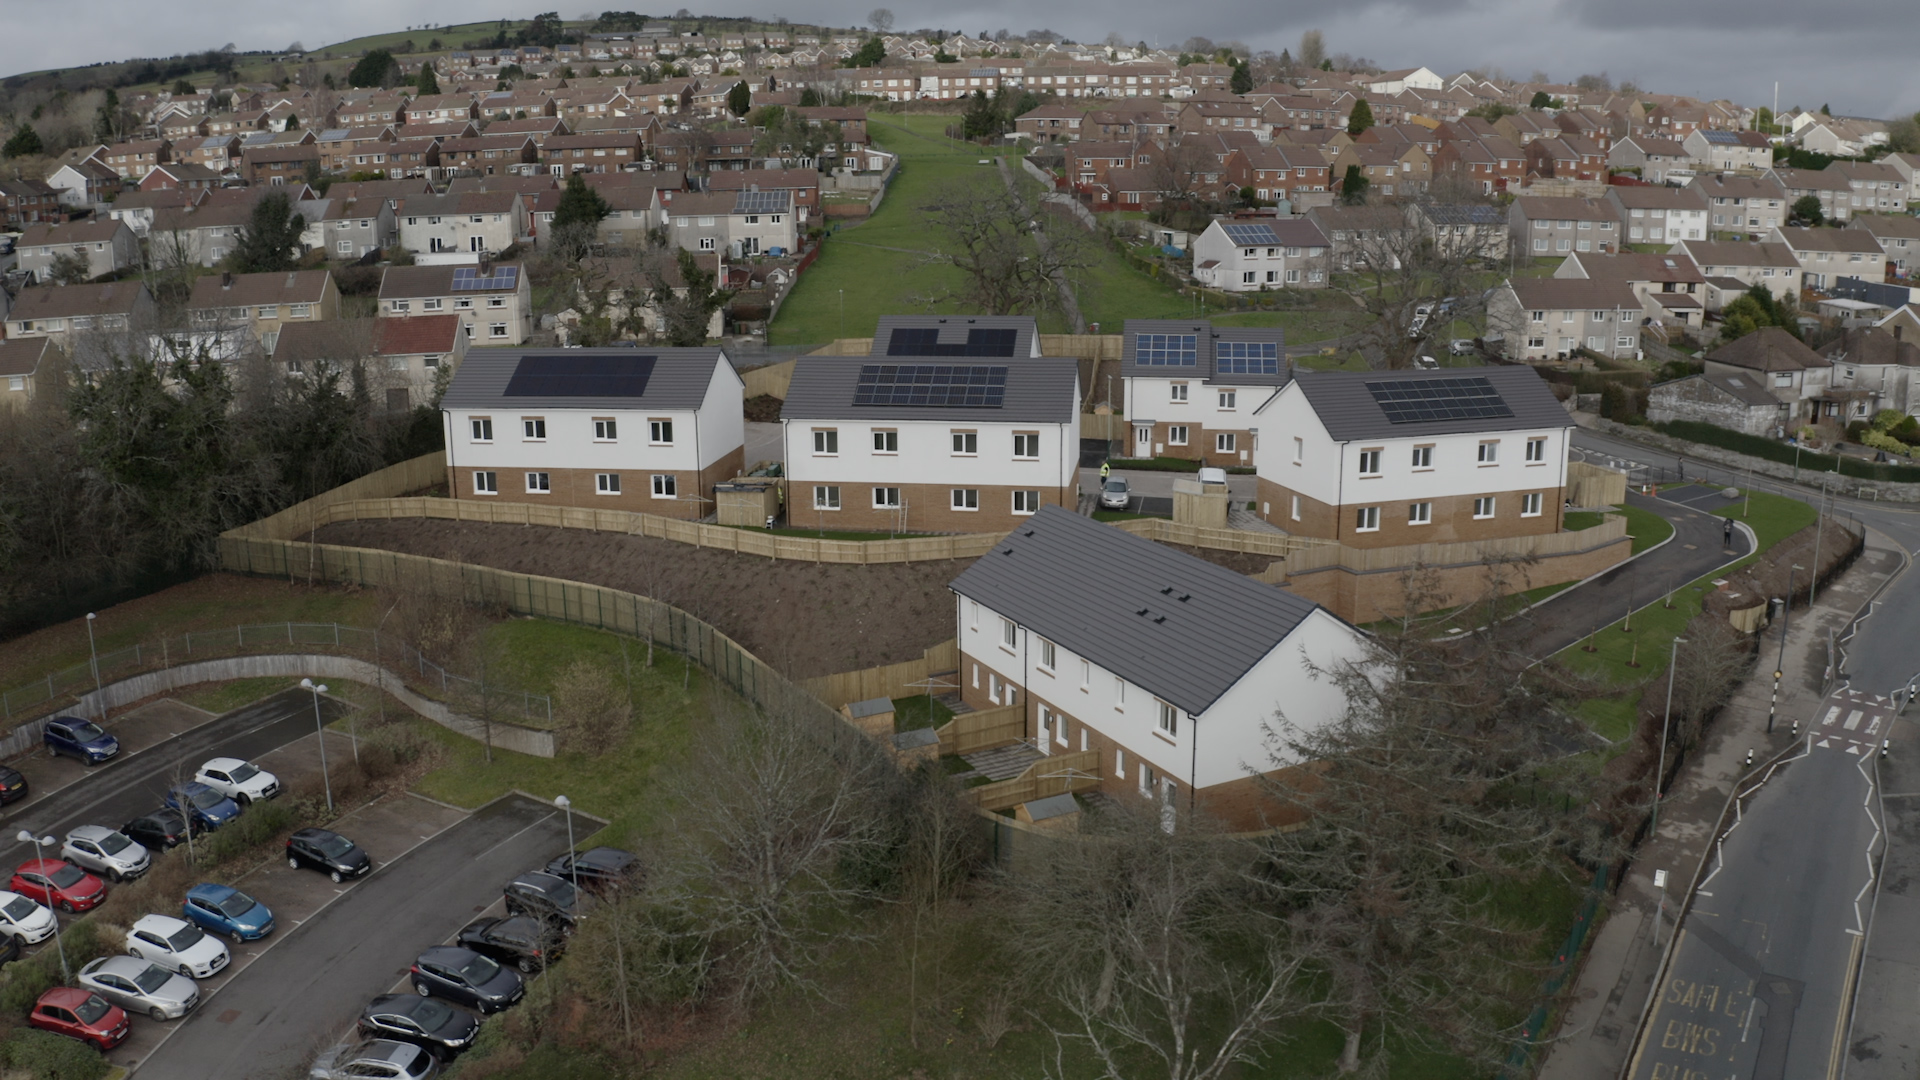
[1037,706,1052,756]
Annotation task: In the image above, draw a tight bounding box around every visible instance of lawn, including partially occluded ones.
[173,677,298,716]
[1614,502,1676,555]
[892,694,954,731]
[1563,511,1606,532]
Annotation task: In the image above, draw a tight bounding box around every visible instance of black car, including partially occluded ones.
[358,993,482,1059]
[121,810,202,852]
[286,828,371,883]
[543,847,638,895]
[0,929,20,969]
[0,766,27,806]
[503,871,582,930]
[409,947,524,1015]
[456,916,566,974]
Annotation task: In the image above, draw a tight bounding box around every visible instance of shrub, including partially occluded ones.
[1,1027,108,1080]
[552,660,632,756]
[199,797,304,864]
[1861,430,1906,455]
[0,957,56,1017]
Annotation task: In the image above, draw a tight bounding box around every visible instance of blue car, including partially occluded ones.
[182,883,274,942]
[163,784,240,831]
[43,717,119,765]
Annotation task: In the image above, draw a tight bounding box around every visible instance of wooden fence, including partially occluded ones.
[968,748,1102,812]
[1039,334,1125,360]
[230,452,447,542]
[934,703,1025,756]
[1111,518,1333,558]
[1279,515,1629,575]
[739,360,796,399]
[1567,461,1629,507]
[801,639,960,709]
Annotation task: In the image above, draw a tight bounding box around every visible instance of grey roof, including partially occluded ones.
[845,697,893,719]
[1119,319,1290,386]
[1021,793,1079,821]
[440,347,732,411]
[892,728,939,751]
[948,505,1330,716]
[1288,365,1571,441]
[869,315,1039,359]
[780,354,1077,424]
[1704,372,1784,407]
[1422,204,1506,225]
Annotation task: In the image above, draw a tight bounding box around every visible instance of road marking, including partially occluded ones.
[1824,706,1842,726]
[1829,932,1865,1079]
[1845,928,1863,936]
[1845,710,1864,730]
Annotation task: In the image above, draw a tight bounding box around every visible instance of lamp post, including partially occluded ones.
[555,795,578,893]
[19,831,69,983]
[1767,564,1805,734]
[85,613,102,721]
[300,679,333,815]
[1653,637,1686,837]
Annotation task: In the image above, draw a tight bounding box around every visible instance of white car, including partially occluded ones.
[127,914,230,979]
[194,758,280,806]
[0,890,56,944]
[62,826,150,882]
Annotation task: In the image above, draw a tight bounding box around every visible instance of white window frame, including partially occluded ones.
[1478,440,1499,464]
[812,485,841,510]
[649,419,674,445]
[473,470,498,494]
[1521,492,1543,517]
[871,429,898,454]
[593,417,617,441]
[469,416,494,442]
[1358,448,1381,476]
[1409,501,1432,524]
[522,417,546,441]
[525,471,550,493]
[596,473,621,494]
[951,488,980,511]
[812,428,839,455]
[1473,496,1496,519]
[1354,505,1380,532]
[1525,437,1547,464]
[651,474,677,498]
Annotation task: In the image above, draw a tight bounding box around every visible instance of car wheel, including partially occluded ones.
[58,900,72,914]
[517,956,535,974]
[230,928,246,944]
[149,1006,167,1022]
[415,982,431,997]
[330,869,343,884]
[178,964,193,977]
[235,795,250,808]
[288,857,299,870]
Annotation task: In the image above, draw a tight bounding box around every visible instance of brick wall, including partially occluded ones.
[1282,535,1630,623]
[1257,477,1566,546]
[789,482,1074,534]
[447,447,742,521]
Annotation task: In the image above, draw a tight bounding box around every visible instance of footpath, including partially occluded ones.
[1537,525,1906,1080]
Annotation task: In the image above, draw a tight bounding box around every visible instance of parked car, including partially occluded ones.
[182,883,274,942]
[358,994,481,1059]
[61,826,149,882]
[310,1037,440,1080]
[193,757,280,806]
[10,859,105,913]
[286,828,371,883]
[1413,355,1440,370]
[28,988,128,1051]
[503,871,582,930]
[457,915,566,974]
[0,765,28,805]
[163,783,240,831]
[1098,477,1131,511]
[0,891,56,944]
[409,946,524,1014]
[543,847,638,894]
[127,914,229,979]
[122,810,202,852]
[43,717,119,765]
[77,955,198,1021]
[1448,338,1477,356]
[0,929,20,968]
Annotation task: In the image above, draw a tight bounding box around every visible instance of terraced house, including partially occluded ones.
[379,263,533,345]
[1119,320,1288,466]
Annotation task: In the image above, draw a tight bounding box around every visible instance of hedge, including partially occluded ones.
[1652,420,1920,483]
[0,1028,107,1080]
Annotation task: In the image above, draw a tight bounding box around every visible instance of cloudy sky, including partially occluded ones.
[3,0,1916,119]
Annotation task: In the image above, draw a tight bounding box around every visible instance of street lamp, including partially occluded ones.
[299,679,334,815]
[1653,637,1687,837]
[19,830,69,983]
[554,795,578,893]
[85,613,102,721]
[1767,565,1805,734]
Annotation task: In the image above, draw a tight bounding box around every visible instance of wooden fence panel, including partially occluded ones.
[740,360,796,399]
[1567,461,1629,507]
[934,704,1025,755]
[1280,516,1629,574]
[801,639,961,708]
[968,749,1102,811]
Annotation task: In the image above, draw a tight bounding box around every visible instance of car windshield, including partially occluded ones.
[97,833,133,857]
[2,896,37,922]
[457,953,501,985]
[187,789,224,811]
[74,995,111,1024]
[132,964,172,994]
[406,1047,436,1073]
[227,762,259,784]
[165,924,205,952]
[216,891,257,919]
[316,834,356,860]
[409,998,452,1029]
[542,879,578,909]
[67,721,105,742]
[48,864,86,889]
[1104,480,1126,493]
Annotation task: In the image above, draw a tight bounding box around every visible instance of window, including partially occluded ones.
[1618,335,1635,348]
[1409,501,1432,524]
[1358,449,1381,475]
[1242,271,1256,284]
[874,486,901,508]
[1773,373,1793,387]
[951,431,978,455]
[1411,444,1433,469]
[1293,437,1303,464]
[469,417,493,442]
[337,240,353,253]
[1478,441,1498,464]
[489,323,508,338]
[871,429,897,453]
[812,485,840,509]
[1169,382,1188,402]
[594,418,617,441]
[1157,700,1177,738]
[455,297,473,309]
[1157,425,1185,446]
[650,419,674,444]
[523,417,546,440]
[1525,437,1547,463]
[519,471,551,495]
[1473,496,1495,518]
[1114,678,1126,711]
[1354,506,1380,532]
[423,298,444,311]
[1007,431,1041,459]
[951,488,979,511]
[1012,490,1041,514]
[1001,618,1017,649]
[698,237,716,250]
[1039,639,1057,670]
[392,300,410,313]
[812,428,838,454]
[473,471,498,494]
[1522,492,1543,517]
[1529,310,1545,323]
[1217,389,1237,409]
[1290,494,1301,521]
[1215,433,1236,453]
[595,473,621,494]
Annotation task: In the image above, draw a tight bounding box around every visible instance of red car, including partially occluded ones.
[29,987,129,1050]
[10,859,104,913]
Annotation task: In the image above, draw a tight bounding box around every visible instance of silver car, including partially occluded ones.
[77,955,198,1021]
[62,826,150,882]
[310,1038,439,1080]
[1099,477,1131,510]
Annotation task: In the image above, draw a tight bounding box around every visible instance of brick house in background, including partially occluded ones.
[0,178,65,229]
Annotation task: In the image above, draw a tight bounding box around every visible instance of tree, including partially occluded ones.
[551,658,632,755]
[1574,71,1612,92]
[46,251,92,286]
[347,48,399,88]
[1346,98,1373,135]
[726,80,751,117]
[229,191,305,273]
[3,124,43,159]
[848,37,886,67]
[550,171,613,259]
[1339,163,1368,203]
[1297,29,1325,69]
[1886,115,1920,155]
[798,86,822,107]
[171,78,196,94]
[415,62,440,96]
[918,174,1094,317]
[648,248,732,346]
[1529,89,1553,109]
[868,7,894,33]
[1229,59,1253,94]
[1821,103,1831,115]
[1467,101,1517,122]
[1792,193,1826,226]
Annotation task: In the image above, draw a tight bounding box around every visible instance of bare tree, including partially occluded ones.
[551,658,633,755]
[1297,29,1326,70]
[1331,190,1506,368]
[917,174,1093,316]
[867,7,894,34]
[898,763,985,1047]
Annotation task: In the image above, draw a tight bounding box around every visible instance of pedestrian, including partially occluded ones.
[1099,460,1111,481]
[1723,517,1734,548]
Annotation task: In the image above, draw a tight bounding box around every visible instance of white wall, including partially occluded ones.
[695,357,746,467]
[445,404,702,497]
[1189,608,1370,786]
[782,417,1077,490]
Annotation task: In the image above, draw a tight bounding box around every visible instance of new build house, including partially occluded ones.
[948,504,1372,827]
[1119,319,1288,465]
[440,347,745,518]
[780,316,1076,533]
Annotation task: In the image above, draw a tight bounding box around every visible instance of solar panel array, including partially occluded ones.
[1365,376,1514,424]
[734,190,789,214]
[1699,130,1740,144]
[1216,341,1279,375]
[885,327,1020,357]
[1222,223,1278,246]
[853,364,1008,408]
[503,354,657,397]
[1135,333,1198,366]
[452,265,519,292]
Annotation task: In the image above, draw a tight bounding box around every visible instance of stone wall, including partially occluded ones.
[1585,417,1920,503]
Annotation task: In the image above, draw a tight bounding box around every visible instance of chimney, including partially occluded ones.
[478,258,491,276]
[221,272,232,289]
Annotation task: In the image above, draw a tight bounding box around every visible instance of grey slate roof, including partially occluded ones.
[439,347,730,412]
[1289,365,1571,442]
[782,355,1076,424]
[1118,318,1291,386]
[947,505,1329,716]
[869,315,1039,359]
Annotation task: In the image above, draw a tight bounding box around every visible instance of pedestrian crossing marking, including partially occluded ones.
[1846,710,1865,730]
[1823,706,1842,726]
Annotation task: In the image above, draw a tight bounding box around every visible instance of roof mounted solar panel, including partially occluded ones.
[1222,223,1277,246]
[1135,333,1197,366]
[733,189,789,214]
[504,354,657,397]
[852,364,1008,408]
[885,327,1019,357]
[451,265,519,291]
[1364,376,1514,424]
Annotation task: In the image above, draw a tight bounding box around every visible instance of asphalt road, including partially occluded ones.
[134,794,570,1080]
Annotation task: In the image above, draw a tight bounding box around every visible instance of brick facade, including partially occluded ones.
[1129,420,1257,464]
[1256,476,1567,546]
[448,448,742,521]
[792,481,1074,534]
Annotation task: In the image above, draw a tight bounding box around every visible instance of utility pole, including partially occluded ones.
[1654,637,1686,836]
[1768,564,1804,733]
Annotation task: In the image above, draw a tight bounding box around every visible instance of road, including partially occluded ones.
[133,794,570,1080]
